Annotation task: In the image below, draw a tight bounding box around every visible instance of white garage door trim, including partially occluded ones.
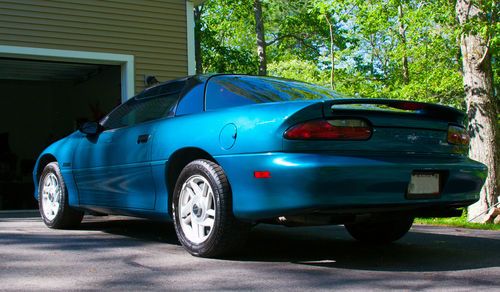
[186,0,195,75]
[0,45,134,102]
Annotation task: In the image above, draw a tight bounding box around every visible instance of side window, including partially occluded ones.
[102,81,185,129]
[175,77,204,116]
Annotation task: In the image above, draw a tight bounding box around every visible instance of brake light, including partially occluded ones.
[284,119,372,140]
[447,125,470,146]
[391,101,426,111]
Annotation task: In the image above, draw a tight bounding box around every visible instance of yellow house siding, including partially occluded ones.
[0,0,188,93]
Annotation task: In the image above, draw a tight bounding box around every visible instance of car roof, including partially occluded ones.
[140,74,294,95]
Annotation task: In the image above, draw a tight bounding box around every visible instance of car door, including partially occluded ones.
[73,81,186,209]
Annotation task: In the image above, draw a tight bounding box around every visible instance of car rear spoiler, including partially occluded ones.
[323,98,467,125]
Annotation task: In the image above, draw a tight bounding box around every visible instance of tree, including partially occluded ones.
[397,1,410,84]
[308,0,354,90]
[324,14,336,89]
[456,0,499,222]
[254,0,267,75]
[197,0,468,106]
[196,0,257,74]
[265,1,327,64]
[254,0,324,76]
[194,4,204,74]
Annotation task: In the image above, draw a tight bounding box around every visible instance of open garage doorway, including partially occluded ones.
[0,58,122,210]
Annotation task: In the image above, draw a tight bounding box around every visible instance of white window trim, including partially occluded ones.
[186,0,196,75]
[0,45,134,102]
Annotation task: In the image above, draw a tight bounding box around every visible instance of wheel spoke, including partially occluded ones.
[206,209,215,217]
[182,215,192,225]
[184,185,195,198]
[191,220,200,239]
[189,181,202,196]
[181,199,192,218]
[200,190,212,210]
[50,176,56,189]
[54,189,60,202]
[200,218,214,227]
[202,182,208,197]
[198,222,205,238]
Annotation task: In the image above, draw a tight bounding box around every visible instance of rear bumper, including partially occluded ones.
[215,152,487,220]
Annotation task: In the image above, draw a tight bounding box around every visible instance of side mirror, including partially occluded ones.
[79,122,102,135]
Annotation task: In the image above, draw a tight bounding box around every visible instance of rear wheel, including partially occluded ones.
[38,162,84,229]
[345,216,414,244]
[172,159,250,257]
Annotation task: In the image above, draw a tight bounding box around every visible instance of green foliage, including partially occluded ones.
[265,1,330,62]
[415,218,500,230]
[196,0,496,108]
[199,0,257,74]
[415,207,500,230]
[268,59,328,85]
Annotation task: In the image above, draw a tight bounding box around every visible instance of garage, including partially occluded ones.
[0,0,200,210]
[0,57,121,210]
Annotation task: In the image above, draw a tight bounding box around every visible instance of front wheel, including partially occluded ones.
[172,159,250,257]
[38,162,84,229]
[345,215,414,244]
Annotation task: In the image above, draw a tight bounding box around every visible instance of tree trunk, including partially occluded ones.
[253,0,266,76]
[370,34,375,76]
[324,15,335,89]
[194,5,203,74]
[398,3,409,84]
[456,0,499,222]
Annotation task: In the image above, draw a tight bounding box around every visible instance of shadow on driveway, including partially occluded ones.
[77,217,500,272]
[2,215,499,275]
[240,224,500,272]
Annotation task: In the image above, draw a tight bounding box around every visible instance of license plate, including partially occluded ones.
[407,172,440,199]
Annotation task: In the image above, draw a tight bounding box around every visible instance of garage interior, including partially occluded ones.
[0,58,121,210]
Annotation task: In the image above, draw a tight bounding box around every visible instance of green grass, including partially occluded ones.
[415,216,500,230]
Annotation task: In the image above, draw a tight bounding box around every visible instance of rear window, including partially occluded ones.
[205,75,338,110]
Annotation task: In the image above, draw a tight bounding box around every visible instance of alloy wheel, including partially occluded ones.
[178,175,216,244]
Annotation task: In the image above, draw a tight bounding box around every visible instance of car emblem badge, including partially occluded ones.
[407,134,419,143]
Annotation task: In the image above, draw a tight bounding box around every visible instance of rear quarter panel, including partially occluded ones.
[151,100,320,159]
[150,100,320,214]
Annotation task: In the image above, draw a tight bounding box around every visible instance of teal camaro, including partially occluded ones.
[33,74,487,257]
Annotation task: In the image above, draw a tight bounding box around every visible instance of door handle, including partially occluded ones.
[137,134,150,144]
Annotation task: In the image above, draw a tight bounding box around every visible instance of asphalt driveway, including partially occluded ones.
[1,211,499,291]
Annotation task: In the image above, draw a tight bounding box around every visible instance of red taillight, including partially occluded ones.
[284,119,372,140]
[448,125,470,146]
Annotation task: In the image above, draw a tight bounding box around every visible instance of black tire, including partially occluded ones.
[345,215,414,244]
[172,159,250,258]
[38,162,84,229]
